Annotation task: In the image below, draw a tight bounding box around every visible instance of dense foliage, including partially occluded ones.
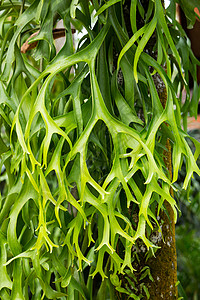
[0,0,200,299]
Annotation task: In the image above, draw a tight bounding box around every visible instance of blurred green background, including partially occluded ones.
[176,128,200,300]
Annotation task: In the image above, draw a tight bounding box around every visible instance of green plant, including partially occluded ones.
[0,0,200,299]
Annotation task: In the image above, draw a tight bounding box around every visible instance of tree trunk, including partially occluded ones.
[146,88,178,299]
[115,1,178,298]
[146,201,178,299]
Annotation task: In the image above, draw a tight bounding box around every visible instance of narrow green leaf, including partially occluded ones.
[133,15,157,83]
[117,24,148,70]
[95,0,122,16]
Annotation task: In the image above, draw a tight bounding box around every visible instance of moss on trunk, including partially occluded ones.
[145,86,178,299]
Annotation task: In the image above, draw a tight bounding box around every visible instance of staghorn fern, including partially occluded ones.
[0,0,200,299]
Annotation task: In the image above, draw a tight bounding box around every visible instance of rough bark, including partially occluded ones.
[146,202,178,299]
[115,1,178,298]
[146,88,178,299]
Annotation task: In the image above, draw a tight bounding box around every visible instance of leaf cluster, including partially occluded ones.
[0,0,199,299]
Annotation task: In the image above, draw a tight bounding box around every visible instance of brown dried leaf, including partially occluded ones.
[21,28,75,53]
